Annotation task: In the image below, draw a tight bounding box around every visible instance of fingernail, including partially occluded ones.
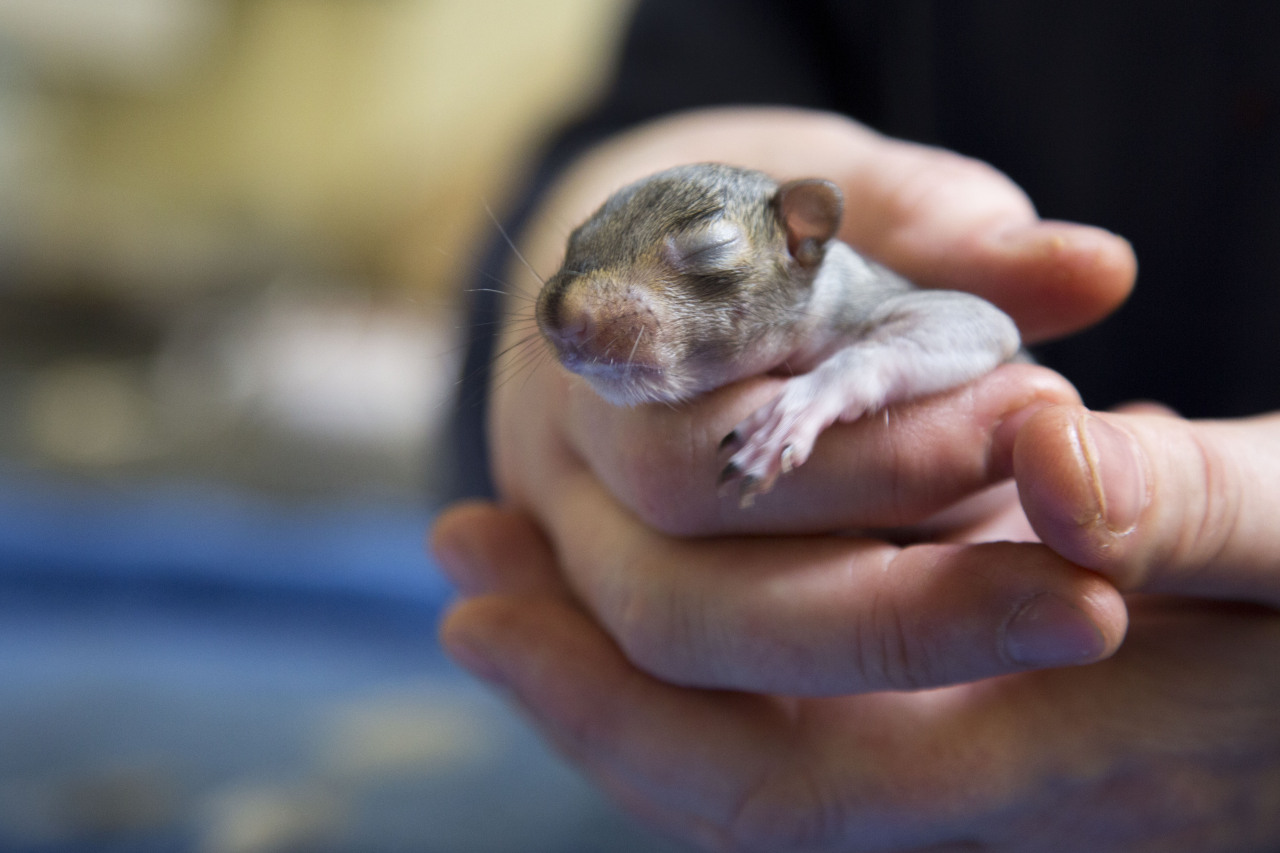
[988,223,1040,250]
[990,223,1108,256]
[1003,593,1107,667]
[717,461,742,487]
[1079,414,1147,535]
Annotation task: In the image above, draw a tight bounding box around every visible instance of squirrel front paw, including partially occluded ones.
[717,377,858,506]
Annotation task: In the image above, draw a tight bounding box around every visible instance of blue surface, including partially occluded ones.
[0,468,690,853]
[0,469,451,608]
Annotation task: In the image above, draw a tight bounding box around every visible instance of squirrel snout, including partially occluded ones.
[536,274,596,356]
[543,303,597,352]
[537,277,667,374]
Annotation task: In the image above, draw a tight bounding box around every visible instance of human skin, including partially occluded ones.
[433,108,1280,849]
[434,497,1280,852]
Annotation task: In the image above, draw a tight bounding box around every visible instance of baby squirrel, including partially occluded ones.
[535,163,1021,504]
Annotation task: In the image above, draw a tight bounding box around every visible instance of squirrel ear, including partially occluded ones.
[774,179,843,269]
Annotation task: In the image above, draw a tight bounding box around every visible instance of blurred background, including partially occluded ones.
[0,1,693,850]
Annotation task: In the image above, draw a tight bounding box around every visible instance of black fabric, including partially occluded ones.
[446,0,1280,500]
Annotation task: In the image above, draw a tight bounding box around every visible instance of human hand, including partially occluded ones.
[473,107,1136,697]
[490,106,1136,538]
[434,403,1280,851]
[440,108,1207,850]
[464,108,1140,714]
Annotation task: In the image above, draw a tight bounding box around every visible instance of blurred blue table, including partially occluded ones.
[0,467,690,853]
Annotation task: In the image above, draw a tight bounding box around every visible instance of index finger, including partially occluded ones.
[564,361,1080,537]
[537,458,1126,696]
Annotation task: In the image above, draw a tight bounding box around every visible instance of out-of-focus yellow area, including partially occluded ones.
[2,0,629,293]
[0,9,706,852]
[0,0,632,499]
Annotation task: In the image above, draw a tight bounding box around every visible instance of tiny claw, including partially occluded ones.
[737,475,760,509]
[780,445,795,474]
[717,461,742,488]
[719,430,741,452]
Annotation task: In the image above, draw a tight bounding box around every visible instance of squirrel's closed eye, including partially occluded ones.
[664,220,743,272]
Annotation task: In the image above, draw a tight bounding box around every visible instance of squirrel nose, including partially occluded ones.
[546,303,597,351]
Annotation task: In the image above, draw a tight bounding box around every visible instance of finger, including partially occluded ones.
[542,465,1126,695]
[1113,400,1180,417]
[834,138,1137,343]
[1016,405,1280,605]
[429,500,564,597]
[435,505,774,848]
[443,590,1035,853]
[439,592,782,848]
[442,567,1280,853]
[532,108,1134,343]
[565,362,1080,537]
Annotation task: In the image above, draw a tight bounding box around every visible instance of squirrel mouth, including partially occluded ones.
[558,356,682,406]
[555,344,660,379]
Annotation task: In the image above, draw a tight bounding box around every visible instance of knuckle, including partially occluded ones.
[1168,428,1244,575]
[858,562,945,691]
[608,579,692,682]
[864,592,940,692]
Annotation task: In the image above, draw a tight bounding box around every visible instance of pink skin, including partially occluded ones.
[717,259,1022,503]
[433,110,1280,849]
[435,491,1280,852]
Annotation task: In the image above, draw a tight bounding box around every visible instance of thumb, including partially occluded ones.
[1015,405,1280,605]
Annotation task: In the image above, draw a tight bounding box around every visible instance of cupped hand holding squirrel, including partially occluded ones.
[533,161,1021,504]
[434,108,1280,850]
